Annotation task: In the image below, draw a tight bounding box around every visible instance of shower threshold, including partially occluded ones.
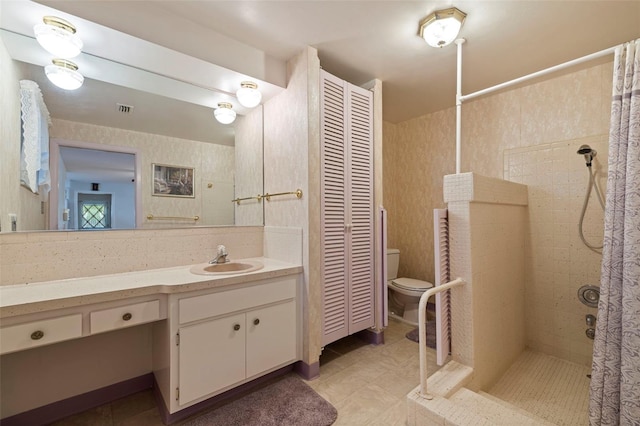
[407,351,590,425]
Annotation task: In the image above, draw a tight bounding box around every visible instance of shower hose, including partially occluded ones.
[579,165,606,253]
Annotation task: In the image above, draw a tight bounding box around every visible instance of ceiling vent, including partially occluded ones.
[116,103,134,114]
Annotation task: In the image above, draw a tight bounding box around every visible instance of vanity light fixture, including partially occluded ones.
[214,102,236,124]
[34,16,83,58]
[236,81,262,108]
[45,59,84,90]
[418,7,467,48]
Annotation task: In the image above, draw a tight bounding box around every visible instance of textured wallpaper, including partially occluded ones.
[50,119,235,228]
[235,105,264,226]
[384,61,613,366]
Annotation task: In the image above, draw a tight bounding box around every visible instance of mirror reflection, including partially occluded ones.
[1,29,266,232]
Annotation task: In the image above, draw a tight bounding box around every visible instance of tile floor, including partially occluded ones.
[51,319,437,425]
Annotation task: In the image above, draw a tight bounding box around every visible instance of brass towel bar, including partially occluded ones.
[232,189,303,204]
[146,214,199,221]
[231,195,262,205]
[262,189,303,201]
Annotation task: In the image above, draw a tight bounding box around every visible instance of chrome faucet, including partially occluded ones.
[209,245,229,264]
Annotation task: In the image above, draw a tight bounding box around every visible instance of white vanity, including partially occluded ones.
[0,258,302,424]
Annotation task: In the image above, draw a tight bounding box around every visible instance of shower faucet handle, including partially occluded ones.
[586,314,596,327]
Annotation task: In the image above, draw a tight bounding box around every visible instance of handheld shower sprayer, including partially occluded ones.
[577,144,597,167]
[576,144,605,253]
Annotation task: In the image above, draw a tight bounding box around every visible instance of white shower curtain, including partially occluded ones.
[589,40,640,426]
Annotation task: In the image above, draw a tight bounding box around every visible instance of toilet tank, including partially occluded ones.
[387,248,400,281]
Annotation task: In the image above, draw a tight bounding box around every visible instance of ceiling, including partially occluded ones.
[34,0,640,125]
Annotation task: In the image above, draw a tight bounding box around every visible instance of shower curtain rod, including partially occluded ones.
[460,43,621,102]
[454,40,625,174]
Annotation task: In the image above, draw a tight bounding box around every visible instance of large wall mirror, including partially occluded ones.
[0,0,284,232]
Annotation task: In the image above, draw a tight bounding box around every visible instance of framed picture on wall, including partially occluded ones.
[152,164,195,198]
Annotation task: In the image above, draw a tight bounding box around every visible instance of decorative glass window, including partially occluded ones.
[78,193,111,229]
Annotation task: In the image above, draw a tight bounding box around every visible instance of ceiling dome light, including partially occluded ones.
[45,59,84,90]
[236,81,262,108]
[418,7,467,48]
[214,102,236,124]
[34,16,83,58]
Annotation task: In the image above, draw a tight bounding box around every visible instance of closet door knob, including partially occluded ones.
[233,324,241,331]
[253,318,260,326]
[122,313,132,321]
[31,330,44,340]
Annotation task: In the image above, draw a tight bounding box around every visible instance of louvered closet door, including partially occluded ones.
[320,70,374,346]
[345,83,374,334]
[320,71,348,345]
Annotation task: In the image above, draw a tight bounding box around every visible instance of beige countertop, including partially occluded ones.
[0,257,302,319]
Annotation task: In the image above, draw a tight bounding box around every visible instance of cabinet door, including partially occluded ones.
[246,300,297,378]
[178,313,245,405]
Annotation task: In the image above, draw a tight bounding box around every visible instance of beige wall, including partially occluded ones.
[50,119,235,228]
[384,62,612,366]
[0,226,263,286]
[0,35,45,233]
[263,46,320,368]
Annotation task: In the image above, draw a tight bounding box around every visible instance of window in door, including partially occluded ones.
[78,193,112,229]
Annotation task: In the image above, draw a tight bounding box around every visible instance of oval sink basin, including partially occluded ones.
[190,260,263,275]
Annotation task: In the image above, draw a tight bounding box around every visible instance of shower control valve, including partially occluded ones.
[586,314,596,327]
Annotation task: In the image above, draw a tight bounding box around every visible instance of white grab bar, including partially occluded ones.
[419,277,466,399]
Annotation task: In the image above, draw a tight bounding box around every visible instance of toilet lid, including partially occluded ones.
[391,278,434,291]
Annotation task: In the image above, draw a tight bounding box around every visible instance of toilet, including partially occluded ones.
[387,248,434,326]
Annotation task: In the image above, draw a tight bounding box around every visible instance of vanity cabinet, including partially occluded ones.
[156,275,301,413]
[178,300,296,405]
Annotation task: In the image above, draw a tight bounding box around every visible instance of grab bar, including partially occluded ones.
[418,277,466,399]
[146,214,199,221]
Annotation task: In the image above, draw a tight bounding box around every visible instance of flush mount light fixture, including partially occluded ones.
[34,16,83,58]
[214,102,236,124]
[418,7,467,48]
[236,81,262,108]
[45,59,84,90]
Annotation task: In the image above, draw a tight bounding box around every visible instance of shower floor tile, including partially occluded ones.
[487,350,591,426]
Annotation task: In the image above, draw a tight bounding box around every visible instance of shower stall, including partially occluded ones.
[408,170,604,425]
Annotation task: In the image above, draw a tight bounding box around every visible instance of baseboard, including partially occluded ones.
[0,373,154,426]
[155,365,294,425]
[294,360,320,380]
[357,328,385,345]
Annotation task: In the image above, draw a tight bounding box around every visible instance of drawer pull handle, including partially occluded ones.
[122,313,133,321]
[233,324,241,331]
[253,318,260,326]
[31,330,44,340]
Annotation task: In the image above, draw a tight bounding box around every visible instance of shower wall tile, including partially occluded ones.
[505,135,606,366]
[385,60,613,367]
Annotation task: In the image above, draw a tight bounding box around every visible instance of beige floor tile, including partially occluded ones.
[333,383,400,426]
[110,390,156,424]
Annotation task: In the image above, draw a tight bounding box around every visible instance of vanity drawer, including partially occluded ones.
[90,300,160,334]
[0,314,82,355]
[179,278,297,324]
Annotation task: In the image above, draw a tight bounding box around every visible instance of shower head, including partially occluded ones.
[577,144,597,167]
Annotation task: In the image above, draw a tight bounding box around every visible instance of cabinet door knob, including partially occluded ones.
[253,318,260,326]
[122,313,133,321]
[233,324,241,331]
[31,330,44,340]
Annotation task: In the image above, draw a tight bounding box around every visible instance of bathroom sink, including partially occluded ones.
[190,260,264,275]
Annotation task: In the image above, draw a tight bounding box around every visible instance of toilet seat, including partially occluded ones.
[390,277,434,294]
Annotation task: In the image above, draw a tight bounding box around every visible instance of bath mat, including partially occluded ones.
[406,321,436,349]
[183,375,337,426]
